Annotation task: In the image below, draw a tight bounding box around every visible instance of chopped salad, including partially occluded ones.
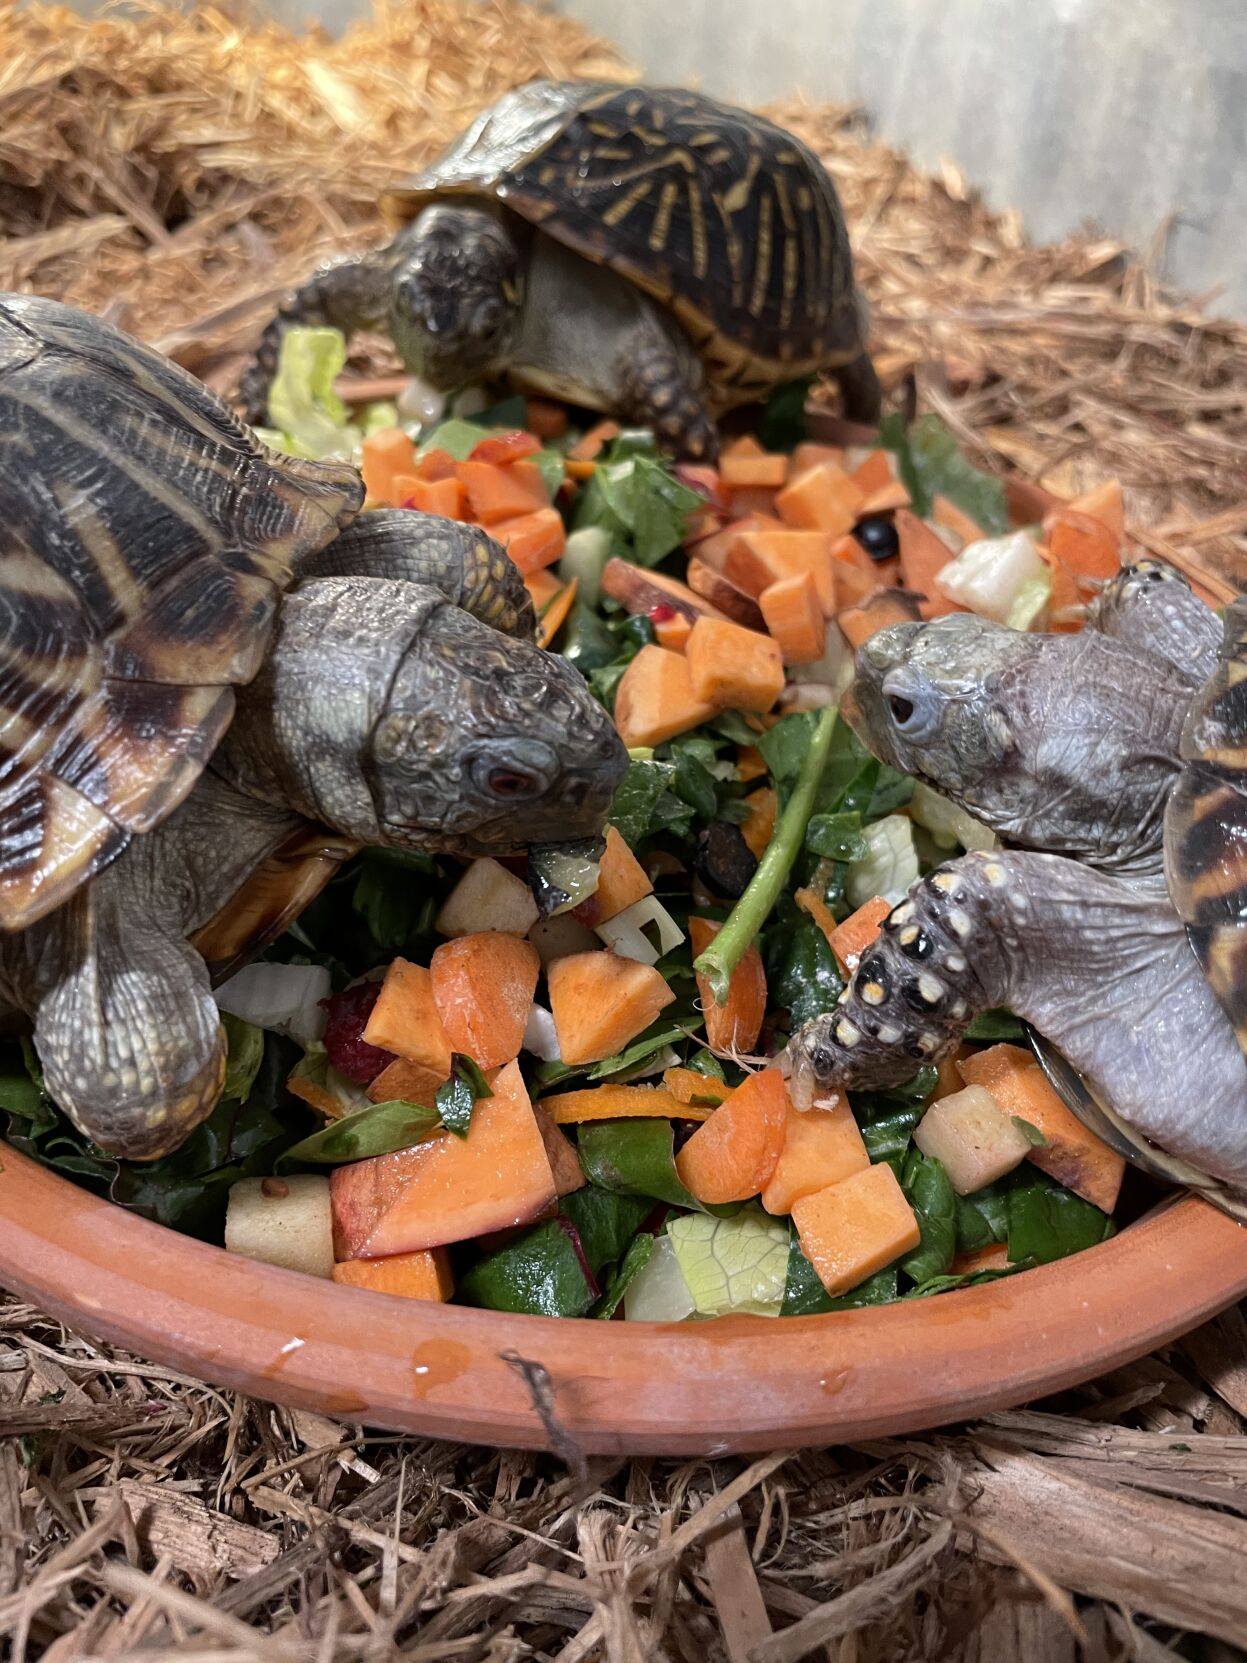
[0,327,1137,1321]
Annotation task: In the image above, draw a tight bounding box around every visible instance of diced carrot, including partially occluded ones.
[858,480,912,514]
[727,485,781,516]
[525,399,569,440]
[956,1043,1125,1213]
[533,1104,586,1196]
[720,444,789,490]
[828,896,892,975]
[761,1098,870,1215]
[564,457,598,482]
[932,494,986,547]
[330,1061,555,1257]
[740,786,777,860]
[613,644,717,748]
[1044,508,1120,581]
[850,449,897,495]
[675,1067,788,1205]
[689,917,766,1055]
[837,589,924,649]
[662,1067,730,1107]
[415,446,460,483]
[568,419,621,461]
[736,745,768,783]
[794,884,838,949]
[361,428,416,505]
[896,509,962,618]
[950,1242,1010,1275]
[363,958,452,1075]
[687,512,782,573]
[546,951,675,1065]
[539,1084,709,1124]
[791,1163,921,1296]
[791,441,846,476]
[429,931,540,1070]
[524,567,563,612]
[286,1067,354,1119]
[536,577,578,650]
[456,459,549,524]
[686,617,785,714]
[396,475,467,519]
[775,462,864,535]
[490,507,566,575]
[367,1056,444,1107]
[331,1247,453,1301]
[573,824,652,927]
[1040,547,1084,633]
[654,612,692,652]
[1067,480,1124,540]
[760,571,826,663]
[728,529,835,613]
[470,430,542,465]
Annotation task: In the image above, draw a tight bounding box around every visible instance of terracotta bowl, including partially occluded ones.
[2,1144,1246,1454]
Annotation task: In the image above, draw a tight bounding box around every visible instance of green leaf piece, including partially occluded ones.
[1006,1178,1114,1265]
[593,1233,654,1319]
[560,1186,652,1275]
[898,1152,957,1285]
[435,1055,492,1139]
[220,1013,264,1105]
[668,1207,789,1317]
[278,1099,440,1168]
[459,1218,598,1317]
[575,1118,701,1211]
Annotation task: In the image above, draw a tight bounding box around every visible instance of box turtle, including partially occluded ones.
[0,295,625,1160]
[239,81,879,457]
[785,561,1247,1216]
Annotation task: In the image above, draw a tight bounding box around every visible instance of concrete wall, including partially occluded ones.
[548,0,1245,318]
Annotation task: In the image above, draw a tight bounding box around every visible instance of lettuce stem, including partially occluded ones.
[693,706,839,1005]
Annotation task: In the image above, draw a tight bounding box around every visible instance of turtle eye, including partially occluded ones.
[888,694,916,726]
[487,767,538,799]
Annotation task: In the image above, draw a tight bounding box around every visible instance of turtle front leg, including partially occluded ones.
[17,886,225,1161]
[239,247,397,426]
[615,324,718,460]
[788,848,1247,1192]
[1088,560,1221,683]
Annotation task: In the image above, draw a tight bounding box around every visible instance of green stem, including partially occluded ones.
[694,706,839,1005]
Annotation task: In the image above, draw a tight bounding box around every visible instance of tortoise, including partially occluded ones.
[785,560,1247,1214]
[238,80,879,458]
[0,294,626,1162]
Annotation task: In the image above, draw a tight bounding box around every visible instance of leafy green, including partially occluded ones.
[853,1070,939,1162]
[575,1118,701,1211]
[672,749,720,820]
[756,712,818,786]
[757,376,813,452]
[877,412,1008,534]
[668,1207,789,1317]
[220,1014,264,1105]
[609,758,684,848]
[560,1187,652,1275]
[1012,1116,1049,1149]
[905,1265,1023,1298]
[964,1009,1026,1042]
[765,907,844,1029]
[265,327,359,460]
[562,603,623,675]
[584,456,704,567]
[459,1218,597,1317]
[435,1055,492,1139]
[418,417,494,459]
[806,811,868,864]
[868,767,916,817]
[278,1099,440,1168]
[898,1152,956,1285]
[954,1179,1012,1251]
[593,1232,654,1319]
[781,1229,899,1315]
[1006,1178,1114,1265]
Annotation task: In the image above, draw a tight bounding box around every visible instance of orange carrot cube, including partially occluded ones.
[363,959,452,1075]
[613,645,717,748]
[490,507,566,575]
[331,1247,453,1301]
[675,1067,788,1205]
[546,951,676,1065]
[775,462,864,535]
[760,571,827,663]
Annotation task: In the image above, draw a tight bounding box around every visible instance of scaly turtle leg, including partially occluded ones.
[1089,560,1221,683]
[238,247,398,426]
[832,351,883,425]
[787,848,1247,1193]
[615,326,718,461]
[296,510,535,640]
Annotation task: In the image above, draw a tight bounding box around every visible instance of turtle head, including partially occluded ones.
[390,205,522,388]
[842,614,1186,865]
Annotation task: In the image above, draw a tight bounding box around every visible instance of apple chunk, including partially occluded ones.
[600,557,731,626]
[913,1084,1032,1195]
[330,1060,556,1258]
[225,1175,334,1279]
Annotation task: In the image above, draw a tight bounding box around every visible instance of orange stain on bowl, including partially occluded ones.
[411,1339,472,1396]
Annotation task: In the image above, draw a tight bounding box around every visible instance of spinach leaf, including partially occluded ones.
[435,1055,492,1139]
[672,749,719,820]
[756,712,818,786]
[954,1179,1012,1251]
[575,1118,702,1211]
[609,758,678,847]
[877,413,1008,534]
[278,1099,440,1168]
[868,767,916,817]
[764,906,844,1029]
[757,376,813,452]
[964,1009,1026,1042]
[899,1151,956,1284]
[221,1013,264,1105]
[459,1217,598,1317]
[781,1229,899,1315]
[853,1069,939,1163]
[1006,1178,1114,1265]
[562,603,622,676]
[904,1265,1023,1298]
[806,811,868,863]
[593,1233,654,1319]
[560,1187,652,1275]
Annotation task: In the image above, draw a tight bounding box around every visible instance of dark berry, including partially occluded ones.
[694,822,759,900]
[854,515,900,562]
[321,981,395,1085]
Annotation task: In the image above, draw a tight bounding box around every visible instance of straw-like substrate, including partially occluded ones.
[2,2,1247,1656]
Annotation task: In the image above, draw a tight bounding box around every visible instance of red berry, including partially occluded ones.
[648,603,677,623]
[321,982,395,1085]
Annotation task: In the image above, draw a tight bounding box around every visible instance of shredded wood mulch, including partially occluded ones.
[3,1,1247,1657]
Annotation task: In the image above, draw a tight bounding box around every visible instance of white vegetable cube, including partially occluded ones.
[435,858,540,938]
[909,782,999,853]
[935,531,1048,624]
[527,912,600,966]
[224,1175,335,1279]
[846,815,920,909]
[214,961,332,1047]
[522,1002,562,1062]
[914,1085,1032,1195]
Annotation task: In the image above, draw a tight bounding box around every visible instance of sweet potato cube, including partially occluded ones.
[429,931,540,1070]
[456,458,549,524]
[686,559,767,630]
[791,441,846,475]
[932,494,986,548]
[730,529,836,614]
[957,1043,1125,1212]
[896,509,962,618]
[837,589,924,649]
[760,571,827,663]
[686,617,785,714]
[363,958,452,1075]
[490,507,565,575]
[720,439,788,489]
[397,475,466,519]
[775,462,864,535]
[688,512,783,574]
[613,645,717,748]
[361,428,416,505]
[1045,509,1120,581]
[655,612,692,651]
[791,1163,921,1296]
[367,1056,444,1107]
[850,449,898,495]
[762,1098,870,1215]
[546,951,675,1065]
[330,1061,556,1257]
[675,1067,788,1205]
[1067,480,1125,540]
[524,567,563,611]
[573,825,652,927]
[740,786,777,860]
[331,1247,453,1302]
[913,1084,1032,1195]
[601,557,730,627]
[689,916,766,1055]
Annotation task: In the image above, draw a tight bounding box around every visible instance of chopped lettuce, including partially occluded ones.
[668,1206,789,1317]
[936,530,1048,624]
[264,327,361,461]
[878,413,1009,535]
[624,1234,696,1322]
[846,815,920,908]
[909,782,999,852]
